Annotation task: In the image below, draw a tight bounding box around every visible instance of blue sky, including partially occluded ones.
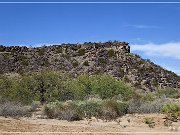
[0,0,180,75]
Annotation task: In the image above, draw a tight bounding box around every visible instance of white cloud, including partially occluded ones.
[162,65,180,76]
[173,70,180,76]
[125,24,159,29]
[131,42,180,60]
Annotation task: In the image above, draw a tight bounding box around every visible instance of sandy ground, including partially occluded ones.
[0,114,180,135]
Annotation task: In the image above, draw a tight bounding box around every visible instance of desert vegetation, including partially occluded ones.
[0,70,180,120]
[0,70,179,132]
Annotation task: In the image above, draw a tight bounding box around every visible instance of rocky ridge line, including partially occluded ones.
[0,41,179,91]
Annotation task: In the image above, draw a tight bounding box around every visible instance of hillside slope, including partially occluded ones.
[0,41,179,91]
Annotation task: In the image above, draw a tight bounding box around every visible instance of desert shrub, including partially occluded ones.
[108,49,116,57]
[0,102,31,117]
[144,117,155,128]
[57,101,81,121]
[58,88,76,101]
[156,88,180,99]
[161,103,180,122]
[144,117,154,124]
[133,81,141,88]
[0,70,70,105]
[91,74,134,100]
[77,99,128,120]
[76,75,94,97]
[44,105,55,118]
[0,72,134,106]
[101,100,128,121]
[42,59,50,67]
[128,53,136,57]
[17,54,27,61]
[116,101,129,116]
[55,47,63,53]
[128,97,168,114]
[30,101,41,112]
[61,53,70,59]
[63,74,134,101]
[151,79,158,87]
[44,101,64,118]
[78,100,102,118]
[0,46,5,52]
[63,75,94,100]
[44,99,128,121]
[83,61,89,66]
[72,61,78,68]
[2,53,10,60]
[78,48,85,56]
[118,68,124,76]
[37,48,45,56]
[44,100,82,121]
[10,48,17,54]
[0,76,36,105]
[63,80,86,100]
[21,59,29,66]
[142,93,156,102]
[98,58,107,65]
[123,76,130,83]
[59,101,82,121]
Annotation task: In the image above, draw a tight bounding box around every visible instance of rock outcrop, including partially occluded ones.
[0,41,179,91]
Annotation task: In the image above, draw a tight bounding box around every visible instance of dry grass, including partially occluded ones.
[0,102,31,118]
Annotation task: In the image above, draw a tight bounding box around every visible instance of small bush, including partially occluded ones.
[0,102,31,117]
[43,60,50,67]
[2,53,10,60]
[78,100,102,118]
[108,49,116,57]
[44,100,82,121]
[72,61,79,68]
[55,47,63,53]
[156,88,180,99]
[83,61,89,66]
[30,101,41,112]
[101,100,128,121]
[128,98,168,114]
[123,76,130,83]
[142,93,155,102]
[58,100,81,121]
[138,59,145,65]
[17,55,27,61]
[98,58,107,65]
[21,59,29,66]
[44,105,54,118]
[144,117,155,128]
[144,117,154,124]
[44,99,128,121]
[61,53,70,59]
[37,48,45,56]
[161,103,180,122]
[0,46,5,52]
[78,48,85,56]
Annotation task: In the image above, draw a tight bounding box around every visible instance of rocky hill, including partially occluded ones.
[0,41,179,91]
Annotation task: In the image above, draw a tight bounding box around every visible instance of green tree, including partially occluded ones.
[91,74,134,100]
[0,75,34,104]
[29,70,66,104]
[62,74,93,100]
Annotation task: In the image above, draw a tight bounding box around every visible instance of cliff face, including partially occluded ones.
[0,41,179,91]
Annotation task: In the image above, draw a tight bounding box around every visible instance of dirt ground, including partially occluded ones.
[0,113,180,135]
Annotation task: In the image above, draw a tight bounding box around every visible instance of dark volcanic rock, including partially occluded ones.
[0,42,179,91]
